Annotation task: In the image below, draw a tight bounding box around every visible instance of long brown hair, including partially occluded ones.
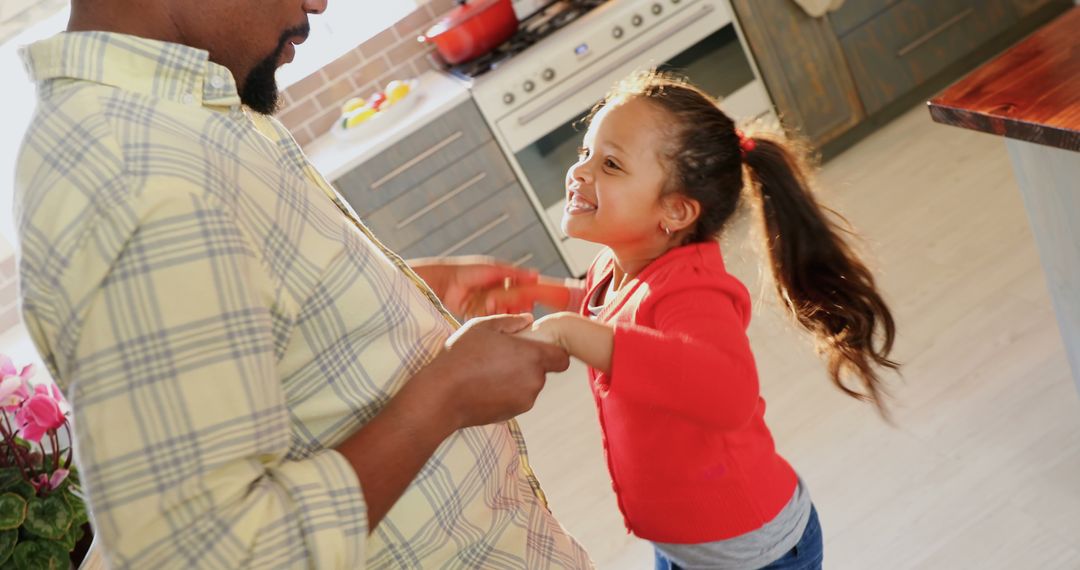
[597,70,898,413]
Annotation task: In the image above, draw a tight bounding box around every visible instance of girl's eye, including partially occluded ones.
[605,158,621,171]
[577,147,590,160]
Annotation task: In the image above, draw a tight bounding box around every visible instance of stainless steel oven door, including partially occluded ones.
[494,0,772,276]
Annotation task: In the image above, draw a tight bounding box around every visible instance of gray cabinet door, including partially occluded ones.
[839,0,1016,115]
[730,0,865,147]
[333,100,494,217]
[400,183,540,260]
[829,0,903,37]
[331,97,570,276]
[486,222,563,273]
[360,140,517,253]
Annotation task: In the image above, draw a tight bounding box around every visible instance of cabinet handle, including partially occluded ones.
[396,172,487,229]
[517,3,716,127]
[896,8,974,57]
[372,131,465,190]
[439,213,510,256]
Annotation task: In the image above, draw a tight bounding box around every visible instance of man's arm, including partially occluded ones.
[336,314,569,529]
[65,190,569,567]
[67,191,370,568]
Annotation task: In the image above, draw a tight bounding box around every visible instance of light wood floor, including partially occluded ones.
[516,105,1080,569]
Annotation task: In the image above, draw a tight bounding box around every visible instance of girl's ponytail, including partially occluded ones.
[743,136,898,413]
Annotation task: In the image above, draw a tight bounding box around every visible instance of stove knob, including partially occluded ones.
[503,92,515,105]
[631,14,644,26]
[612,26,625,39]
[651,3,662,15]
[542,68,556,81]
[523,80,536,93]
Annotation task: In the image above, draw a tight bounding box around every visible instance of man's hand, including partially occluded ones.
[335,314,569,531]
[408,256,539,317]
[423,314,571,429]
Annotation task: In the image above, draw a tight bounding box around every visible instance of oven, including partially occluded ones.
[469,0,774,276]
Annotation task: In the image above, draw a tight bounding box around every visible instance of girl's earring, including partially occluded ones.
[661,224,672,237]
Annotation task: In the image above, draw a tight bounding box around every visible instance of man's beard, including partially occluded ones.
[240,23,309,115]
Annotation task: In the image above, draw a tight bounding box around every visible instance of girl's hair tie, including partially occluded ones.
[735,129,756,157]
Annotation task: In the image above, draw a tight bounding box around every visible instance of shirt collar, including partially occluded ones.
[21,31,241,108]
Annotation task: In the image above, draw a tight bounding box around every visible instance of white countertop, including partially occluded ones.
[304,70,473,182]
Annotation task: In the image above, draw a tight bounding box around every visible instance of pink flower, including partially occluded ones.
[15,389,67,443]
[0,354,17,377]
[31,469,70,493]
[0,376,29,411]
[0,355,35,412]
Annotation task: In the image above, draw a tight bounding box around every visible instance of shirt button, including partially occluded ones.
[181,93,196,105]
[210,76,225,89]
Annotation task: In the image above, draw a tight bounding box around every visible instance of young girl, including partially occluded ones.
[473,70,898,569]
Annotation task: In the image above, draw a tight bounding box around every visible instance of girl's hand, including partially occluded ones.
[515,312,575,350]
[515,312,614,374]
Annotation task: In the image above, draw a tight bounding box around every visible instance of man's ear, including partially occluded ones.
[661,193,701,233]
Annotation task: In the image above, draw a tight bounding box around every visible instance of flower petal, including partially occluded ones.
[0,354,15,378]
[49,469,70,490]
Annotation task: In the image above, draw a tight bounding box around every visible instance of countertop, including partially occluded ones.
[304,70,472,181]
[927,7,1080,153]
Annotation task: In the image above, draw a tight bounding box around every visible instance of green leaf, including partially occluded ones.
[12,539,68,570]
[0,467,22,490]
[63,489,88,526]
[23,495,72,540]
[60,520,84,552]
[7,480,35,501]
[0,528,17,566]
[0,493,28,530]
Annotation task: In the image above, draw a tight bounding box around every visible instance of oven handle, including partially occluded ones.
[516,2,717,127]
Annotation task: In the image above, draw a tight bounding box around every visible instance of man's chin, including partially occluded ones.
[240,56,283,115]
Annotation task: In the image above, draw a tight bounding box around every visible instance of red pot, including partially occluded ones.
[418,0,519,65]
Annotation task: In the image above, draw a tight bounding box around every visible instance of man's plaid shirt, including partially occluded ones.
[15,31,590,570]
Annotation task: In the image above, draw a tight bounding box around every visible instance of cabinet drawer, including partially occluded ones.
[400,183,541,259]
[840,0,1015,114]
[486,222,562,273]
[332,100,492,215]
[358,141,516,251]
[829,0,902,37]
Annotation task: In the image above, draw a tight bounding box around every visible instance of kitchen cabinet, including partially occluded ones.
[837,0,1016,115]
[729,0,1072,149]
[332,99,569,278]
[729,0,865,146]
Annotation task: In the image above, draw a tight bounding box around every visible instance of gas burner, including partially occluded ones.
[442,0,607,79]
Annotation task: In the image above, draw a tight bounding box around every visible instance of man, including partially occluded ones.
[13,0,592,568]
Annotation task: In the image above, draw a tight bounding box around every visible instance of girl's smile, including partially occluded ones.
[565,190,597,215]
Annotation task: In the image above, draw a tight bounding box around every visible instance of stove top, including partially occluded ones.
[441,0,607,80]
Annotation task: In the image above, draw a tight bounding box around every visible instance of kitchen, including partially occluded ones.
[2,0,1080,568]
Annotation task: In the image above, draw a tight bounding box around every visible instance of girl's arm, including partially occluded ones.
[518,312,614,374]
[525,286,760,430]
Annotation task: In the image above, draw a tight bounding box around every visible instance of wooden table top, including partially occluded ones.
[928,7,1080,152]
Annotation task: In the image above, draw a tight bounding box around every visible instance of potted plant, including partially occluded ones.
[0,354,91,569]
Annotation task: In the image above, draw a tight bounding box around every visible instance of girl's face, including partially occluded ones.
[562,97,672,250]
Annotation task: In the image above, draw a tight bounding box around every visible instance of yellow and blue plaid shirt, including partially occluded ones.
[15,31,590,570]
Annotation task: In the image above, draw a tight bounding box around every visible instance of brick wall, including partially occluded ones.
[277,0,458,148]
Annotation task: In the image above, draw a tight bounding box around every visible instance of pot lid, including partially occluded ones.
[423,0,511,38]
